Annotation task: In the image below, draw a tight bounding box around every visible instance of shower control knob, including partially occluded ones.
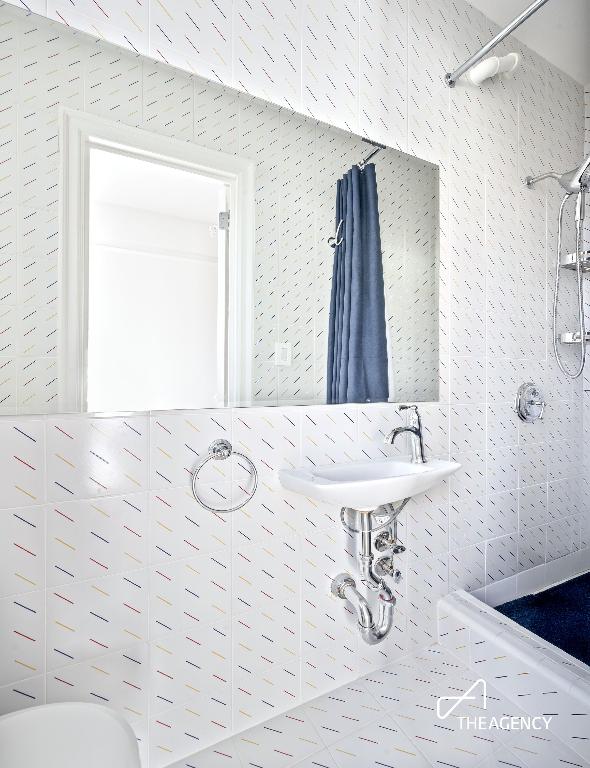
[515,382,545,423]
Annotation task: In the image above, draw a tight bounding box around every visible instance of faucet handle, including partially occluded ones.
[397,405,426,463]
[398,404,421,428]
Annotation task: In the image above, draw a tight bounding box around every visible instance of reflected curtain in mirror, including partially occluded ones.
[59,92,438,415]
[327,164,389,404]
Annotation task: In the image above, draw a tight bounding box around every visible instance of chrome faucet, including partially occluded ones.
[384,404,426,464]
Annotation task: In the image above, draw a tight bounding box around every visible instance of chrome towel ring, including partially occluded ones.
[191,439,258,513]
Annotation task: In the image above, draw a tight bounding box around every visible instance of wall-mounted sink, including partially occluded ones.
[279,457,461,511]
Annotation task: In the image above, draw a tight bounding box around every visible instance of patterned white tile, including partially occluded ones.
[301,407,359,467]
[518,442,549,488]
[194,78,239,153]
[46,416,148,500]
[232,608,299,729]
[487,446,518,495]
[0,590,44,685]
[149,551,231,643]
[303,681,382,745]
[142,59,194,140]
[149,628,231,747]
[0,419,45,508]
[519,483,548,529]
[329,713,431,768]
[0,504,45,596]
[46,492,148,585]
[406,479,449,557]
[233,705,324,767]
[85,43,142,125]
[232,530,299,619]
[450,450,486,502]
[449,543,485,592]
[234,0,300,110]
[46,570,149,670]
[487,402,519,450]
[450,495,487,552]
[486,489,518,539]
[149,485,229,563]
[0,674,45,715]
[301,0,359,133]
[358,0,407,151]
[407,0,450,164]
[232,407,300,476]
[46,0,148,56]
[293,752,337,768]
[150,0,232,84]
[450,404,485,453]
[450,357,486,403]
[404,551,448,648]
[518,524,546,571]
[486,533,518,585]
[546,515,579,561]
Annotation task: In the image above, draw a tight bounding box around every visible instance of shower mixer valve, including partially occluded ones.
[515,382,545,423]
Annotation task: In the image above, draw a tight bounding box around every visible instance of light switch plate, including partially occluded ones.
[274,342,292,366]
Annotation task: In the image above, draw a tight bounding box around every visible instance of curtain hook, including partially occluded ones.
[328,219,344,248]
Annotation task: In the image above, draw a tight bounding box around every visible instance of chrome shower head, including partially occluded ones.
[525,155,590,194]
[558,154,590,195]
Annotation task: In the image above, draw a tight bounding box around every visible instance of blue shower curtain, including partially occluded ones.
[327,163,389,404]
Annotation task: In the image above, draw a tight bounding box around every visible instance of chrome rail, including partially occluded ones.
[445,0,551,87]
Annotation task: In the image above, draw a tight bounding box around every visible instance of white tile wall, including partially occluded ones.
[0,1,588,767]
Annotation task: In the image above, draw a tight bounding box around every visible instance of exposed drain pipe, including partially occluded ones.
[331,572,395,645]
[332,505,404,645]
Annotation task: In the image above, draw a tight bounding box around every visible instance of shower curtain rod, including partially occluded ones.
[445,0,551,87]
[359,138,386,169]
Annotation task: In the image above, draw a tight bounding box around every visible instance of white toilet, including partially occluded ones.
[0,702,141,768]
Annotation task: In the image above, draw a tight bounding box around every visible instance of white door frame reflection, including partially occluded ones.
[61,108,255,412]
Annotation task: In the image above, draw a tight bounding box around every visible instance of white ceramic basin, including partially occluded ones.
[0,702,141,768]
[280,457,461,511]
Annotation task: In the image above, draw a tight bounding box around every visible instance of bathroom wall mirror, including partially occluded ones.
[58,86,439,413]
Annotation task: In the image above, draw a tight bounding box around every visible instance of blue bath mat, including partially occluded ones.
[496,571,590,666]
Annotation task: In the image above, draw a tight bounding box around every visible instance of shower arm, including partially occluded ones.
[525,171,562,188]
[445,0,551,87]
[526,155,590,195]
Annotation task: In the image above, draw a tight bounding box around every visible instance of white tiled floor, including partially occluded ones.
[168,644,590,768]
